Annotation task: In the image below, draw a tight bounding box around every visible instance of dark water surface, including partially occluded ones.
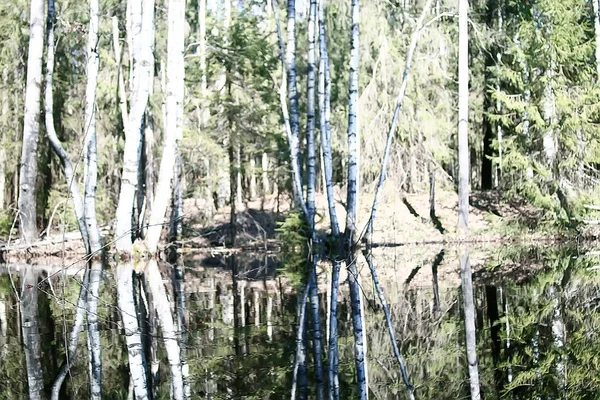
[0,243,599,399]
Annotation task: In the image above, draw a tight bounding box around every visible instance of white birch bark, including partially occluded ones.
[86,261,102,399]
[43,0,91,253]
[117,261,150,400]
[144,0,184,254]
[21,267,45,400]
[115,0,155,253]
[18,0,45,243]
[146,259,186,399]
[0,68,7,210]
[261,152,269,195]
[460,251,481,399]
[457,0,469,234]
[306,0,317,225]
[286,0,302,185]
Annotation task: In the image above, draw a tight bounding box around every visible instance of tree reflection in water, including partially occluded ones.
[1,245,600,398]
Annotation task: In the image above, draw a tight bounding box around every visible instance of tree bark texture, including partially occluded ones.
[21,267,45,400]
[18,0,46,243]
[460,251,481,399]
[457,0,469,234]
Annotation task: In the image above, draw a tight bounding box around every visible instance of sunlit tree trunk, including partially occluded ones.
[115,0,155,253]
[146,259,186,399]
[86,261,102,399]
[117,262,150,400]
[113,16,129,133]
[344,0,367,398]
[18,0,45,243]
[0,68,7,210]
[457,0,469,234]
[306,0,317,223]
[172,258,190,397]
[287,0,302,185]
[460,251,481,399]
[291,282,310,400]
[144,0,184,254]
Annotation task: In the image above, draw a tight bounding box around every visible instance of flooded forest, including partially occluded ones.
[2,0,600,398]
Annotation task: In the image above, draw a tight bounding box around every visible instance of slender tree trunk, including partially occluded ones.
[593,0,600,79]
[43,0,91,253]
[287,0,302,186]
[86,261,102,399]
[291,282,310,400]
[146,259,186,399]
[115,0,155,253]
[144,0,184,254]
[460,251,481,399]
[272,3,307,214]
[172,258,190,398]
[249,157,257,199]
[18,0,46,243]
[457,0,469,234]
[21,267,45,400]
[117,262,150,400]
[306,0,317,224]
[261,152,269,196]
[0,68,8,210]
[363,0,432,237]
[113,16,129,133]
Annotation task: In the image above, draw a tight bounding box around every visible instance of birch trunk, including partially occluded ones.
[83,0,103,256]
[363,0,432,239]
[460,251,481,399]
[0,69,7,210]
[309,262,325,400]
[113,16,129,133]
[43,0,91,253]
[86,261,102,399]
[172,258,190,397]
[146,259,186,399]
[306,0,317,224]
[327,259,341,400]
[144,0,184,254]
[457,0,469,234]
[117,261,150,400]
[21,267,45,400]
[18,0,45,243]
[52,271,90,399]
[291,282,310,400]
[262,153,269,196]
[115,0,155,253]
[272,3,307,214]
[287,0,302,185]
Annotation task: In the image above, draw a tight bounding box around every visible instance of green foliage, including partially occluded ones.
[276,211,309,286]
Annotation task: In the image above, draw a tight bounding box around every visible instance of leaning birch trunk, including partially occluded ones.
[363,0,432,239]
[272,2,307,214]
[21,267,45,400]
[362,248,415,399]
[144,0,184,254]
[146,259,186,399]
[115,0,155,253]
[457,0,469,234]
[52,271,90,399]
[593,0,600,79]
[460,251,481,399]
[18,0,45,243]
[117,261,150,400]
[43,0,91,252]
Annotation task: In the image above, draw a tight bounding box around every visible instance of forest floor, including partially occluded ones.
[182,183,589,250]
[0,183,592,260]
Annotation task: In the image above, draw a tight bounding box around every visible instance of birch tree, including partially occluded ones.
[457,0,469,234]
[594,0,600,79]
[460,251,481,399]
[21,267,44,400]
[144,0,185,254]
[287,0,302,187]
[18,0,45,243]
[115,0,155,254]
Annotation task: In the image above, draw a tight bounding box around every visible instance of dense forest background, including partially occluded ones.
[2,0,600,241]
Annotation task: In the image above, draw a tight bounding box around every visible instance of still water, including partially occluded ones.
[0,243,599,399]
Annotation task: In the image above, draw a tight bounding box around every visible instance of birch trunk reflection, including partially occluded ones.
[116,261,150,400]
[21,267,45,400]
[86,261,103,399]
[145,259,186,399]
[460,251,481,399]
